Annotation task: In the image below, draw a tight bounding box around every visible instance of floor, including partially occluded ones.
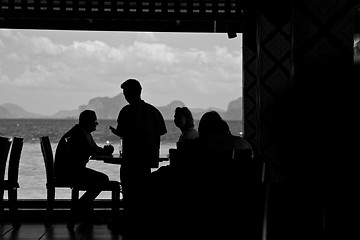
[1,222,126,240]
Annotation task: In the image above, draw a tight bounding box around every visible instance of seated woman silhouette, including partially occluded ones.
[173,106,199,149]
[197,110,252,151]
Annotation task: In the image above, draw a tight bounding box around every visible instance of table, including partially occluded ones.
[90,154,169,167]
[90,154,123,164]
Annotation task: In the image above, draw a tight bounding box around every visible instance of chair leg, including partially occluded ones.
[45,188,55,224]
[0,189,4,221]
[112,189,120,215]
[67,188,79,230]
[8,189,20,227]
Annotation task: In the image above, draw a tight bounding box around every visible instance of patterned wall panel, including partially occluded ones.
[243,34,258,149]
[243,0,353,182]
[243,1,353,239]
[294,0,353,69]
[293,0,353,185]
[240,1,354,239]
[242,2,259,158]
[243,0,293,182]
[293,2,353,239]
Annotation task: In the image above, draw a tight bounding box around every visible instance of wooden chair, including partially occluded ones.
[39,136,121,229]
[0,136,12,215]
[0,137,23,226]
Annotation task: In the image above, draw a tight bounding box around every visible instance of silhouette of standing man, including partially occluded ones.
[110,79,167,229]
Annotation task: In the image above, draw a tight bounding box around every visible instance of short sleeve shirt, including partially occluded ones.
[116,100,167,168]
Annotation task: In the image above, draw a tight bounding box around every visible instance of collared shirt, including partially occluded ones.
[116,100,167,168]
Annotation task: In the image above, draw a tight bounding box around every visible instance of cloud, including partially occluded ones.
[0,29,34,47]
[130,41,178,64]
[183,49,210,64]
[0,29,16,39]
[0,63,10,84]
[0,30,243,108]
[29,36,66,55]
[67,40,125,62]
[10,64,61,88]
[136,32,158,42]
[7,53,30,61]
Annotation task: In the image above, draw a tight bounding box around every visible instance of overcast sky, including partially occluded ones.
[0,29,242,116]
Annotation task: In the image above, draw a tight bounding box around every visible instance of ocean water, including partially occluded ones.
[0,119,242,199]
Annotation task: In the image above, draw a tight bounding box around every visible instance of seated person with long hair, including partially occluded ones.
[197,110,252,151]
[174,110,254,239]
[173,106,199,149]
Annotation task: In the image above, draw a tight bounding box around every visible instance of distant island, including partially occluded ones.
[0,93,242,121]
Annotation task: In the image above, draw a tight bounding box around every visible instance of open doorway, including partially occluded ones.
[0,29,243,199]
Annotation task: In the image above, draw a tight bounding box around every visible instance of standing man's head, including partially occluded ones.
[79,110,98,133]
[121,78,142,105]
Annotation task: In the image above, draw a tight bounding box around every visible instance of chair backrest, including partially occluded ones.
[40,136,54,186]
[0,136,12,183]
[7,137,24,185]
[233,148,263,183]
[64,137,72,155]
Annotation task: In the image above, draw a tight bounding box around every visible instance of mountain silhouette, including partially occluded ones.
[79,94,127,119]
[0,105,12,118]
[157,100,185,119]
[0,95,242,120]
[52,109,78,119]
[0,103,47,118]
[225,97,243,120]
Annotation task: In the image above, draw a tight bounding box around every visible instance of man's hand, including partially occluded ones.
[103,144,114,156]
[109,126,119,136]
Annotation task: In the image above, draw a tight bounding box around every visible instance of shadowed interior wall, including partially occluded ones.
[243,0,293,182]
[243,0,352,181]
[242,0,353,239]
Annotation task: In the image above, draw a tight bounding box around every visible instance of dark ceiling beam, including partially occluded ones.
[0,0,243,33]
[0,18,241,33]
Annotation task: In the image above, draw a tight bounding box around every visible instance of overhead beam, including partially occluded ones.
[0,0,243,33]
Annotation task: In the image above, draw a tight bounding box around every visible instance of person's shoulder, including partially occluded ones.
[142,100,157,109]
[143,101,164,115]
[118,104,132,118]
[64,124,88,142]
[232,135,252,149]
[120,104,131,111]
[72,124,85,134]
[185,128,199,139]
[63,124,79,137]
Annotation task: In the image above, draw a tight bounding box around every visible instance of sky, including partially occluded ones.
[0,29,242,116]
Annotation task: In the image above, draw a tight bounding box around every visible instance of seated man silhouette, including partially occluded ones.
[55,109,114,222]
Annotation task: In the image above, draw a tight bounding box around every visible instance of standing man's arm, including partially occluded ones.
[109,111,123,137]
[157,108,167,136]
[109,125,120,136]
[109,119,121,136]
